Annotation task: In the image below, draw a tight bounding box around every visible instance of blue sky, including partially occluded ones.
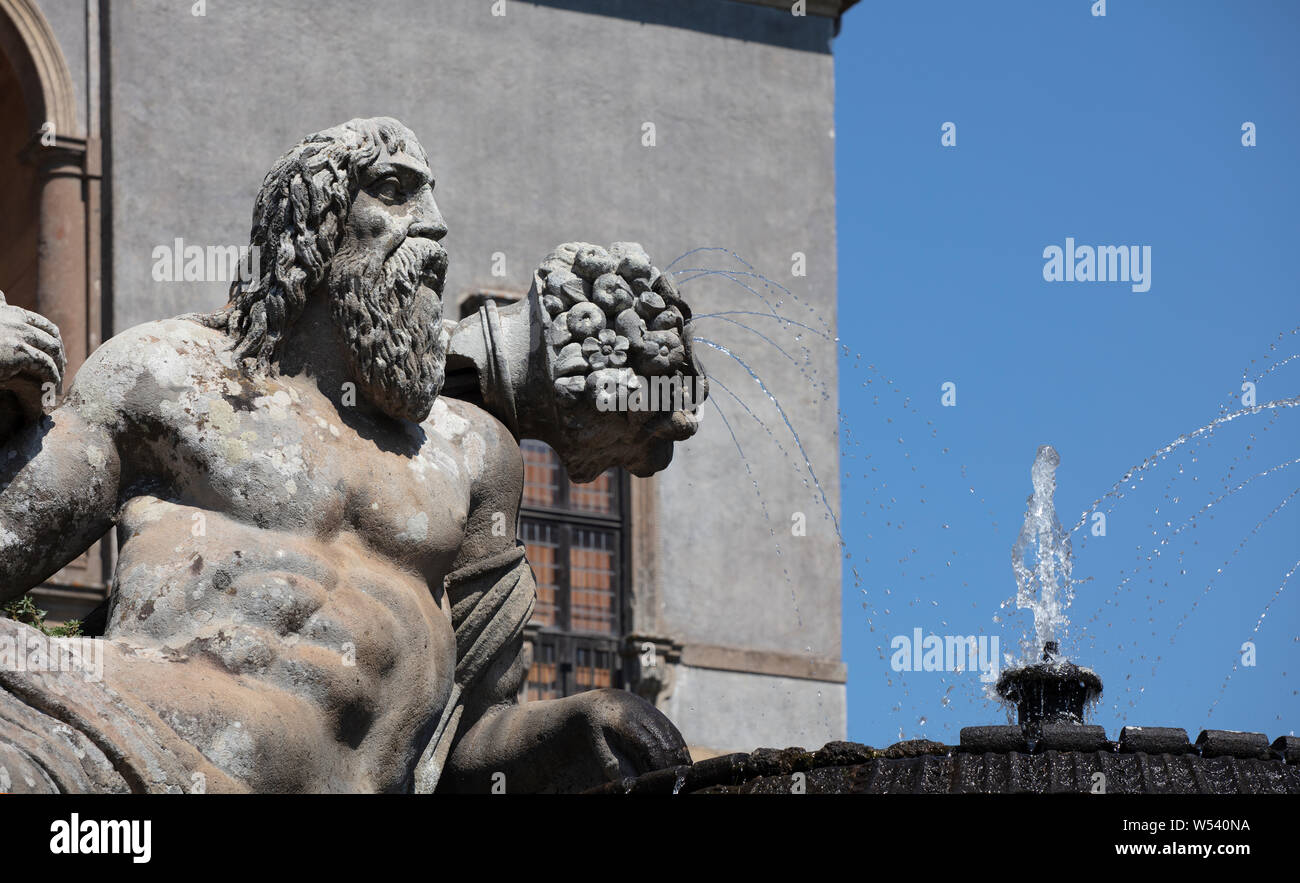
[833,0,1299,745]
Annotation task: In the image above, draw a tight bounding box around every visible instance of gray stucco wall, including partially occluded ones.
[95,0,843,750]
[665,667,846,756]
[33,0,86,135]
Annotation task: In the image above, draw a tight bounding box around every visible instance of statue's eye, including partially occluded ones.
[374,177,403,203]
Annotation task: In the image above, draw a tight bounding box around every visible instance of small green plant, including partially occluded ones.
[0,593,82,637]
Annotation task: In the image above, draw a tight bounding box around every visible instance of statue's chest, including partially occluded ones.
[166,394,471,564]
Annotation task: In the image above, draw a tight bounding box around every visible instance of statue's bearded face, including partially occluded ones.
[326,148,450,424]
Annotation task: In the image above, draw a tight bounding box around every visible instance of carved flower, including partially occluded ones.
[587,367,639,413]
[592,273,634,316]
[567,302,606,339]
[572,245,617,280]
[581,329,629,370]
[634,330,687,375]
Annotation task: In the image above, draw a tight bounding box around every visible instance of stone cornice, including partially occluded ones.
[680,641,847,683]
[19,130,92,176]
[729,0,860,20]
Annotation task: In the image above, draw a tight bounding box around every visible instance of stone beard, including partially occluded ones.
[327,234,450,423]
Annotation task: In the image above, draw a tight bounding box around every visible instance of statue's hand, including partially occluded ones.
[442,688,691,794]
[0,293,64,430]
[564,688,692,782]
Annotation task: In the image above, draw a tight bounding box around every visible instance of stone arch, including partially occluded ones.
[0,38,39,312]
[0,0,77,137]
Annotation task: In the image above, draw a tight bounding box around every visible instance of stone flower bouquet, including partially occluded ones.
[447,242,707,482]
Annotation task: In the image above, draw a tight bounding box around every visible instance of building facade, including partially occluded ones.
[0,0,852,756]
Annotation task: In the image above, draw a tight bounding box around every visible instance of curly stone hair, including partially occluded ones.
[196,117,428,372]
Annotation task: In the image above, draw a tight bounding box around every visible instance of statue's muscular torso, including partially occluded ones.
[73,318,520,792]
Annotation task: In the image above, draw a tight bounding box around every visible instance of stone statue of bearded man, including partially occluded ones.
[0,117,704,793]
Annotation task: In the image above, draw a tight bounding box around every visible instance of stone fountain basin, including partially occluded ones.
[587,732,1300,794]
[995,660,1103,726]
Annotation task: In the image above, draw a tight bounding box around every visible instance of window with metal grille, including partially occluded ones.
[518,439,627,701]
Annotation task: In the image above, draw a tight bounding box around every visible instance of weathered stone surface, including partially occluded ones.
[881,738,949,759]
[960,725,1027,754]
[1118,726,1193,755]
[1272,736,1300,764]
[617,764,691,795]
[0,118,696,794]
[599,738,1300,795]
[1033,723,1109,753]
[1196,730,1271,760]
[813,740,879,767]
[745,746,815,777]
[683,752,750,790]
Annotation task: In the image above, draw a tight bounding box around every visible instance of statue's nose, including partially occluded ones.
[408,195,447,242]
[408,215,447,242]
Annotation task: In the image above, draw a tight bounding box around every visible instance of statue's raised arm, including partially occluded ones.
[0,293,129,605]
[430,242,706,793]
